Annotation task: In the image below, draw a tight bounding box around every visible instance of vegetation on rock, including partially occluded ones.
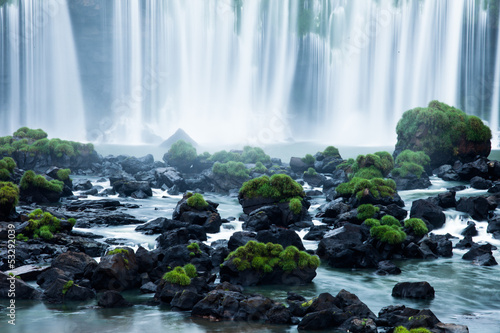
[356,204,379,221]
[186,193,209,209]
[24,209,69,239]
[0,157,16,180]
[225,240,320,273]
[239,174,304,201]
[212,161,249,178]
[322,146,341,158]
[0,181,19,207]
[62,280,74,295]
[167,140,197,165]
[163,264,198,286]
[363,216,406,244]
[336,177,396,200]
[404,218,428,236]
[396,100,491,166]
[209,146,271,164]
[20,170,64,193]
[394,327,431,333]
[392,150,430,178]
[0,127,94,157]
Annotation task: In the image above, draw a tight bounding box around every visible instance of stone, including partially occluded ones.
[98,290,133,308]
[392,281,435,299]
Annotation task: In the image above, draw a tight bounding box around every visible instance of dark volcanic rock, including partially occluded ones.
[91,247,141,291]
[98,290,133,308]
[470,176,493,190]
[410,199,446,230]
[392,281,435,299]
[255,228,305,251]
[375,260,401,275]
[0,272,41,299]
[456,196,492,221]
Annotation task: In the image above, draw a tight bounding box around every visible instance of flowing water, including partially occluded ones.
[2,175,500,332]
[0,0,499,145]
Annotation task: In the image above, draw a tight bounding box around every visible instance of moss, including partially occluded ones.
[336,177,396,200]
[39,226,53,240]
[336,158,355,171]
[392,150,430,179]
[380,215,401,227]
[239,174,305,202]
[301,298,314,307]
[225,241,319,273]
[352,152,394,178]
[107,248,130,256]
[304,167,317,176]
[394,327,432,333]
[186,193,209,209]
[62,280,74,295]
[163,266,192,286]
[252,161,267,173]
[404,218,428,236]
[20,170,63,193]
[353,165,383,179]
[183,263,197,278]
[302,154,315,165]
[241,146,271,164]
[392,162,424,178]
[356,204,379,221]
[212,161,249,178]
[0,181,19,207]
[289,197,303,215]
[16,233,28,242]
[67,218,76,226]
[209,150,242,163]
[187,242,202,255]
[466,115,492,142]
[56,169,71,181]
[167,140,197,165]
[363,218,380,228]
[322,146,340,158]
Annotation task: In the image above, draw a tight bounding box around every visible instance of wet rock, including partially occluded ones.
[228,231,257,251]
[91,247,141,291]
[139,282,157,294]
[171,290,203,311]
[435,165,459,181]
[461,221,478,237]
[462,243,498,266]
[98,290,133,308]
[51,251,98,279]
[377,305,440,330]
[435,191,457,209]
[4,264,49,281]
[266,304,293,324]
[392,281,435,299]
[0,272,41,299]
[303,225,330,240]
[429,234,453,257]
[456,196,491,221]
[392,172,431,191]
[410,199,446,230]
[375,260,401,275]
[297,309,348,330]
[455,158,489,181]
[290,157,310,173]
[37,268,72,289]
[243,205,282,231]
[120,154,154,175]
[112,179,152,197]
[43,278,95,303]
[74,179,93,191]
[470,176,493,190]
[256,227,305,251]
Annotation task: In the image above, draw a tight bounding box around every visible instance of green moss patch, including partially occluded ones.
[239,174,304,201]
[363,216,406,245]
[225,241,320,273]
[163,264,198,286]
[20,170,64,193]
[186,193,209,209]
[336,177,396,200]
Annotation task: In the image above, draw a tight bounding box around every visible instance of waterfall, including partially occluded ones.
[0,0,499,147]
[0,0,86,141]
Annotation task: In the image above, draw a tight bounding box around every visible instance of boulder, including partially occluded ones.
[290,157,310,173]
[461,221,478,237]
[297,309,348,330]
[112,180,152,197]
[228,231,257,251]
[255,228,305,251]
[0,272,41,299]
[392,281,435,299]
[51,251,98,279]
[410,199,446,229]
[91,247,141,291]
[470,176,493,190]
[377,305,440,330]
[98,290,133,308]
[171,290,203,311]
[375,260,401,275]
[462,243,498,266]
[455,158,489,181]
[456,196,492,221]
[435,165,459,181]
[42,278,95,303]
[392,172,431,191]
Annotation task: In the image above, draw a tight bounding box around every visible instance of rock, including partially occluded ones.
[243,205,282,231]
[377,305,440,329]
[303,173,325,187]
[120,155,154,174]
[392,172,431,191]
[429,234,453,257]
[155,167,187,191]
[98,290,133,308]
[340,317,377,333]
[410,199,446,229]
[462,243,498,266]
[42,278,95,303]
[91,247,141,291]
[297,309,348,330]
[487,216,500,234]
[456,196,492,221]
[228,231,257,251]
[51,251,98,279]
[266,304,293,324]
[37,268,72,289]
[461,221,478,237]
[434,191,457,209]
[256,228,305,251]
[435,165,460,181]
[317,224,379,268]
[4,264,49,281]
[455,235,475,249]
[172,195,222,233]
[470,176,493,190]
[306,292,340,313]
[135,246,154,273]
[392,281,435,299]
[318,198,351,219]
[455,158,489,181]
[290,157,310,173]
[323,169,349,190]
[304,225,330,240]
[140,282,157,294]
[171,290,203,311]
[0,272,41,299]
[74,179,93,191]
[379,204,408,221]
[435,322,470,333]
[112,179,152,197]
[375,260,401,275]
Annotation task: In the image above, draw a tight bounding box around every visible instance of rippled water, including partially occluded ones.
[2,176,500,332]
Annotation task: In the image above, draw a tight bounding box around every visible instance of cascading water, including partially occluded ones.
[0,0,499,146]
[0,0,86,141]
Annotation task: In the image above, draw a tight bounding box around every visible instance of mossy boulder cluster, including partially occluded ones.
[0,181,19,220]
[172,192,222,233]
[220,240,319,286]
[395,100,491,168]
[0,127,99,172]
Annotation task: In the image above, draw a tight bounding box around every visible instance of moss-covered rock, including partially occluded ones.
[0,181,19,220]
[23,209,73,239]
[220,240,319,286]
[19,170,64,203]
[395,100,491,168]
